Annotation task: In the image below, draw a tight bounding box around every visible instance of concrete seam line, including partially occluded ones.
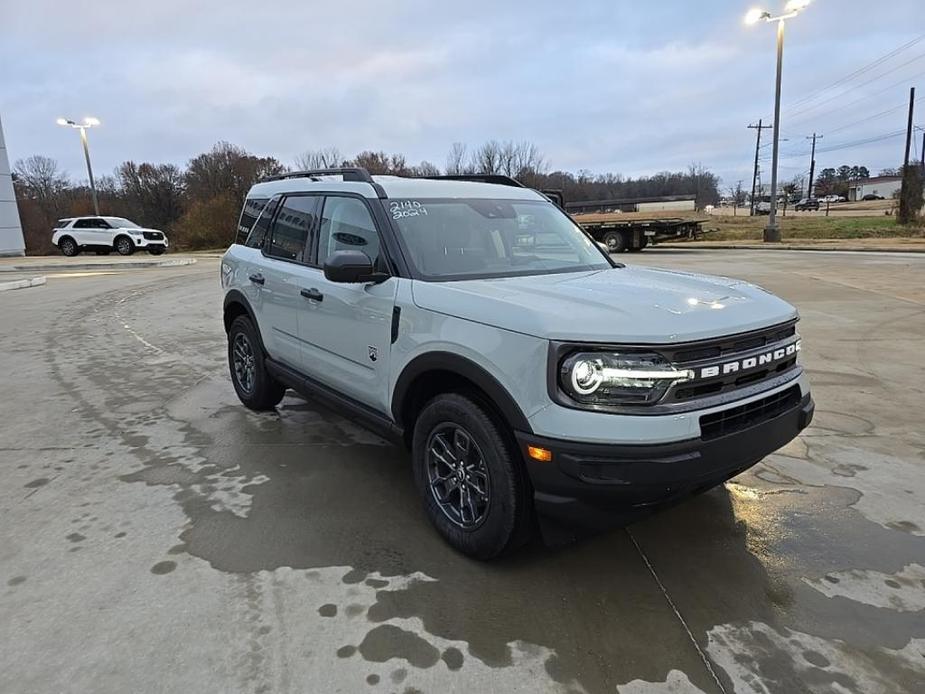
[626,528,729,694]
[0,276,46,291]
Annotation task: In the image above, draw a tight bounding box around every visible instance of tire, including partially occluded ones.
[412,393,532,559]
[148,247,166,256]
[59,237,79,257]
[227,315,286,410]
[602,231,627,253]
[115,236,135,255]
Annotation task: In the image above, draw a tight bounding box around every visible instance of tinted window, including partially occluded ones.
[245,198,279,250]
[236,198,268,246]
[316,197,380,267]
[267,196,318,262]
[73,219,95,229]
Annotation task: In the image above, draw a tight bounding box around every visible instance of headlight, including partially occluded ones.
[559,351,694,406]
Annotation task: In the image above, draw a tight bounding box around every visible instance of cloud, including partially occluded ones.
[1,0,922,184]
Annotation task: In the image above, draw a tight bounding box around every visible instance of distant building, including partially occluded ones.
[0,114,25,257]
[848,176,902,201]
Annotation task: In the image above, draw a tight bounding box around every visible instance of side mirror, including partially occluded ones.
[323,250,388,284]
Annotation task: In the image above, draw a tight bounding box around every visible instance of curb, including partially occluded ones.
[0,276,47,292]
[0,257,198,273]
[656,243,925,254]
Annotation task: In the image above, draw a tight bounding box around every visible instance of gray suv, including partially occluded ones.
[221,168,814,559]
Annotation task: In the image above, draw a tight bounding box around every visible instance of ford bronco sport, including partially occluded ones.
[221,168,813,559]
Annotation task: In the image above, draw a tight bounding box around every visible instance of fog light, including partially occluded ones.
[527,445,553,462]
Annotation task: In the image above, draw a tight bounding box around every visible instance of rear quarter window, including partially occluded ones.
[236,198,268,245]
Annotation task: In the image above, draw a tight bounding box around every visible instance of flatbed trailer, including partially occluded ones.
[573,216,705,253]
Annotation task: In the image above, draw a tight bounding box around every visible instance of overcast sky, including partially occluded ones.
[2,1,923,188]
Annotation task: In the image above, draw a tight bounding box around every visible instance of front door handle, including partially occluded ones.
[249,273,265,285]
[301,288,324,302]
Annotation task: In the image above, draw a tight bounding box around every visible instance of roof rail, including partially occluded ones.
[260,167,387,198]
[417,174,526,188]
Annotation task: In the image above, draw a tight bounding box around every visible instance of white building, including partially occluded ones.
[848,176,902,201]
[0,115,26,256]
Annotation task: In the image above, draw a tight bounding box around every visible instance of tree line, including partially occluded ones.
[12,140,721,254]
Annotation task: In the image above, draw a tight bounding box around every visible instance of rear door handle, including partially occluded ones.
[249,273,265,285]
[301,288,324,302]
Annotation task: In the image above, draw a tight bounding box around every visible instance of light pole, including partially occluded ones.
[56,117,101,215]
[745,0,811,242]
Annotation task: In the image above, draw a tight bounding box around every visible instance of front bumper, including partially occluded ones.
[516,390,814,531]
[132,236,169,248]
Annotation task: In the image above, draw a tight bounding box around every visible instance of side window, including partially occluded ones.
[95,219,111,229]
[245,198,279,250]
[73,219,93,229]
[236,197,268,246]
[316,197,380,267]
[266,196,319,262]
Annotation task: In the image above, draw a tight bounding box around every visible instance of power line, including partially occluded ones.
[814,129,907,155]
[784,51,925,121]
[786,70,925,127]
[780,34,925,115]
[825,96,925,135]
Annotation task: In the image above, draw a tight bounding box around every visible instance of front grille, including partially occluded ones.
[143,231,163,240]
[666,321,800,402]
[699,386,801,441]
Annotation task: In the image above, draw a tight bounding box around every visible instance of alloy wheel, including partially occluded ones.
[232,333,256,395]
[426,424,491,529]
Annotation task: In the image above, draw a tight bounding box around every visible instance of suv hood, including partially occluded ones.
[411,266,798,343]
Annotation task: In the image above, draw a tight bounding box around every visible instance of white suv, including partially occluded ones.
[51,217,169,256]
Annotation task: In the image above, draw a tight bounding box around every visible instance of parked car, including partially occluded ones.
[221,168,813,559]
[51,217,169,256]
[794,198,820,211]
[862,194,884,201]
[755,201,771,214]
[821,195,845,204]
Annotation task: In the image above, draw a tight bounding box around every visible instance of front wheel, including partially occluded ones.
[227,315,286,410]
[115,237,135,255]
[412,393,532,559]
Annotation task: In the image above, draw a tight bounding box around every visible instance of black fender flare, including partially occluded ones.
[223,290,269,352]
[391,351,532,433]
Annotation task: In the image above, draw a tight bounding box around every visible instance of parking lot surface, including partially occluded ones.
[1,249,923,693]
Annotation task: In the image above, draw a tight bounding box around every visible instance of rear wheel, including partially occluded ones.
[228,315,286,410]
[59,238,78,257]
[412,393,532,559]
[602,231,627,253]
[115,236,135,255]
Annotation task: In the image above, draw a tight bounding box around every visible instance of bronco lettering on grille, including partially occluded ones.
[698,340,800,379]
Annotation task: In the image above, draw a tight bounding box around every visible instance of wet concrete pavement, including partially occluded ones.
[1,250,923,693]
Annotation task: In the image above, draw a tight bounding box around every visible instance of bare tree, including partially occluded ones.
[186,141,286,203]
[445,142,468,174]
[116,162,185,229]
[294,147,344,170]
[470,140,502,174]
[410,161,441,177]
[13,155,69,202]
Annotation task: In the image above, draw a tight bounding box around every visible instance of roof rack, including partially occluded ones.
[417,174,526,188]
[260,167,386,198]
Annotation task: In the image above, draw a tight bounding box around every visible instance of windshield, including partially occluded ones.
[105,217,139,229]
[389,198,611,280]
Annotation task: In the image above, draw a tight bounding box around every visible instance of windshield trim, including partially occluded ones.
[384,197,615,282]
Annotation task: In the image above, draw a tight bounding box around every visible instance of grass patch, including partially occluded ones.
[704,215,923,241]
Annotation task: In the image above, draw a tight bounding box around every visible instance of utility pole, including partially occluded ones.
[806,133,822,199]
[748,120,772,215]
[903,87,915,169]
